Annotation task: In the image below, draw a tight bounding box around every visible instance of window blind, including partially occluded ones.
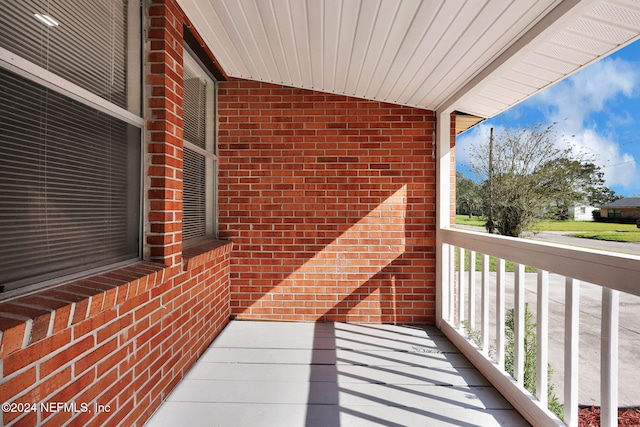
[184,71,207,149]
[183,51,215,242]
[183,148,207,240]
[0,68,140,291]
[0,0,131,111]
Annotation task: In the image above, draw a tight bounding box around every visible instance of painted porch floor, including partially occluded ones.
[145,321,530,427]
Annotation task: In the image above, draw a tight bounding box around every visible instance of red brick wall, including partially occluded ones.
[218,83,437,324]
[0,244,231,427]
[146,0,185,267]
[0,2,232,426]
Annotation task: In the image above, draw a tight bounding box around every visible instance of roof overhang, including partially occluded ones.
[178,0,640,119]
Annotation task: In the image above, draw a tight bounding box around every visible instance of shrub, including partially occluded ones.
[505,305,564,420]
[464,305,564,420]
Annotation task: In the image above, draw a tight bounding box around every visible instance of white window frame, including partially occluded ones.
[0,1,143,298]
[182,48,218,243]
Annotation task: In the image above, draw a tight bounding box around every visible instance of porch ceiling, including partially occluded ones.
[179,0,640,118]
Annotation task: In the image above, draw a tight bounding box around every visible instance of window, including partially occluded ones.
[0,1,141,295]
[182,49,218,244]
[609,209,622,218]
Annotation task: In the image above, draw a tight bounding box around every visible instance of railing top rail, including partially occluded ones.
[441,227,640,297]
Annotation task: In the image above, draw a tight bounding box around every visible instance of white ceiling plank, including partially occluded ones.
[587,0,640,31]
[238,0,287,84]
[405,0,494,107]
[254,0,293,84]
[178,0,640,119]
[391,0,466,105]
[395,0,479,106]
[288,0,313,89]
[306,0,325,90]
[373,1,443,102]
[569,15,638,42]
[537,42,598,64]
[214,0,265,79]
[354,0,406,97]
[343,0,382,96]
[322,0,343,92]
[425,0,558,109]
[361,0,424,100]
[179,0,244,76]
[436,0,592,114]
[497,72,544,91]
[333,0,362,94]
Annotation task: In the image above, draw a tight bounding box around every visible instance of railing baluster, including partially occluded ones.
[449,244,455,323]
[441,243,450,322]
[440,228,640,427]
[536,270,549,407]
[496,258,506,368]
[564,278,580,427]
[468,250,476,331]
[514,263,525,385]
[481,254,490,354]
[601,287,619,427]
[458,247,466,328]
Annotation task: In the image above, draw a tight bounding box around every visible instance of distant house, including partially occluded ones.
[570,204,597,221]
[600,197,640,219]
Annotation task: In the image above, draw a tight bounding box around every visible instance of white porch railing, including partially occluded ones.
[438,227,640,427]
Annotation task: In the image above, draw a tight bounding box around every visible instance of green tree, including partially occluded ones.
[469,124,609,236]
[537,159,610,220]
[456,172,482,217]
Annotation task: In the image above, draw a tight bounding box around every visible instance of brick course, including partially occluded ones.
[218,83,440,324]
[0,245,231,427]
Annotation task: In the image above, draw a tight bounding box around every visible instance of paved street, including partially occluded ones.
[522,230,640,255]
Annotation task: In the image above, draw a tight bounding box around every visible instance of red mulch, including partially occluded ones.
[578,406,640,426]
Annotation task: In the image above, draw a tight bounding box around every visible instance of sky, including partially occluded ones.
[456,40,640,198]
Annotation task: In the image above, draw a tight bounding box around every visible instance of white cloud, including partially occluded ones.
[457,57,639,190]
[561,128,636,188]
[536,57,637,134]
[542,57,640,189]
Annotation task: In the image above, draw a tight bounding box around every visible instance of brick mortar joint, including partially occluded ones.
[0,262,176,357]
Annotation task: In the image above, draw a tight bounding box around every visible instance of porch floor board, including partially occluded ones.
[146,321,529,426]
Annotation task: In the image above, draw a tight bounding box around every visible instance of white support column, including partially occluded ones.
[496,258,506,369]
[601,287,619,427]
[435,109,452,329]
[564,278,580,427]
[514,263,525,386]
[536,270,549,408]
[481,254,490,354]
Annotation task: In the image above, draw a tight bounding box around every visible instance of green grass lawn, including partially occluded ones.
[455,215,640,242]
[568,231,640,242]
